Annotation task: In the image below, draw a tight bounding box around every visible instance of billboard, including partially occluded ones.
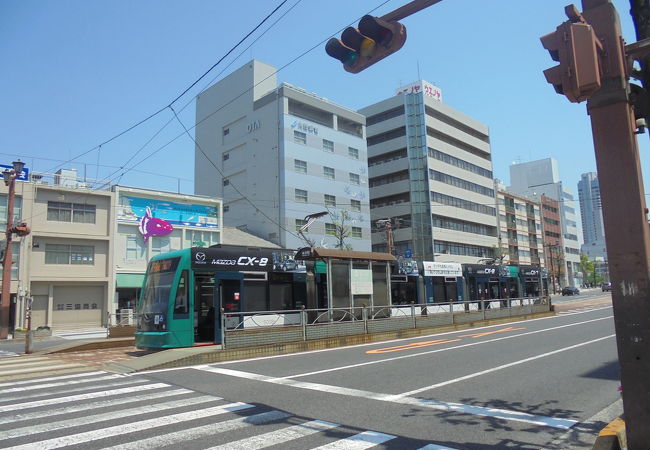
[117,195,219,229]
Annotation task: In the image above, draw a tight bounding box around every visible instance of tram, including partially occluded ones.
[135,245,306,348]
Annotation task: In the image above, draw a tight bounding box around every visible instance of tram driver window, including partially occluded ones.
[174,270,189,317]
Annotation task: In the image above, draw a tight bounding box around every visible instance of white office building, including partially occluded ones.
[578,172,607,260]
[360,80,498,263]
[194,60,371,251]
[509,158,582,287]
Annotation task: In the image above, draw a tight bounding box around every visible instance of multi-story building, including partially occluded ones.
[494,184,544,267]
[578,172,607,260]
[360,80,498,263]
[509,158,582,287]
[0,168,239,334]
[540,195,565,291]
[194,60,371,251]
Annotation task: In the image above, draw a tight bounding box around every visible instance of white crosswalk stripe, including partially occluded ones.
[0,354,93,380]
[0,349,19,357]
[557,307,606,315]
[0,371,456,449]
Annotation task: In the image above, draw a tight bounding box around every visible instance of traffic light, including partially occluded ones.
[540,21,602,103]
[326,15,406,73]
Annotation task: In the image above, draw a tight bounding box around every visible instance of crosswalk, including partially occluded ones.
[0,370,456,449]
[0,349,19,358]
[557,306,610,315]
[0,354,94,381]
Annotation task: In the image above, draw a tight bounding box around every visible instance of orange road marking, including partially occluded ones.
[460,326,525,339]
[366,326,527,354]
[367,338,462,354]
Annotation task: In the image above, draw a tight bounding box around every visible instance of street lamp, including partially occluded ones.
[297,211,328,248]
[0,160,30,340]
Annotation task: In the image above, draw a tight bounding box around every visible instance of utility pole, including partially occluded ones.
[0,160,29,340]
[541,1,650,446]
[376,219,394,255]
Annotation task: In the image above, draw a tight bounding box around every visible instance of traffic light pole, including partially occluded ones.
[581,0,650,446]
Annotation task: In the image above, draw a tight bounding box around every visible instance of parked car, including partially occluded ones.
[602,282,612,292]
[562,286,580,296]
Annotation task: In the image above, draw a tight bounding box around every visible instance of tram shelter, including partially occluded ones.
[295,247,396,316]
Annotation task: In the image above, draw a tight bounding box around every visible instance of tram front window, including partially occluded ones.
[138,257,180,332]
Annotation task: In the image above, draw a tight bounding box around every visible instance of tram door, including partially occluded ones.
[213,271,244,344]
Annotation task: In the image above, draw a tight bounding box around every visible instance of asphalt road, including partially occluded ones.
[0,298,619,449]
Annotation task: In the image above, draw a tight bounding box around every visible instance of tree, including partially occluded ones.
[580,253,596,286]
[328,209,353,250]
[491,245,508,265]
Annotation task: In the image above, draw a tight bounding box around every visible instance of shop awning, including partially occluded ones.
[116,273,145,288]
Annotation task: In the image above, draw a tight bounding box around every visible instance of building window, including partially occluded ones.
[348,147,359,159]
[295,189,308,203]
[151,236,171,255]
[349,173,360,185]
[125,235,146,261]
[47,202,96,224]
[223,205,229,213]
[322,139,334,152]
[351,199,361,212]
[223,153,229,161]
[294,159,307,174]
[295,218,308,232]
[294,130,307,145]
[351,226,362,238]
[223,128,230,136]
[185,230,220,248]
[325,223,337,235]
[45,244,94,265]
[323,166,335,180]
[324,194,336,207]
[223,179,229,186]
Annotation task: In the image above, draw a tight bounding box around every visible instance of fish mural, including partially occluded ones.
[139,206,174,242]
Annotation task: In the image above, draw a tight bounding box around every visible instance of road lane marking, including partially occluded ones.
[2,394,221,439]
[195,366,579,429]
[136,309,613,375]
[0,382,171,412]
[0,377,146,403]
[272,316,612,380]
[395,334,616,398]
[0,388,192,425]
[206,419,340,450]
[0,373,126,394]
[0,370,106,388]
[104,410,293,449]
[368,326,527,354]
[10,402,254,450]
[311,430,396,449]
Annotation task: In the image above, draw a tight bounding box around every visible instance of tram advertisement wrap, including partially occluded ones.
[191,246,275,271]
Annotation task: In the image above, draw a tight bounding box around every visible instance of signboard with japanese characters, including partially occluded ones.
[396,80,442,103]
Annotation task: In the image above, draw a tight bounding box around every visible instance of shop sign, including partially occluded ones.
[290,120,318,135]
[423,261,462,277]
[396,80,442,102]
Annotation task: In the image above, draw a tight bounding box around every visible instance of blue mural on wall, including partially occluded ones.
[117,195,219,229]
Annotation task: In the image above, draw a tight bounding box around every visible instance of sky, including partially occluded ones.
[2,0,649,220]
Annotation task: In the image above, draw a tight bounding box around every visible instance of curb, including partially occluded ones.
[593,417,626,450]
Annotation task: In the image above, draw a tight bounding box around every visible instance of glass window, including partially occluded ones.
[47,201,95,223]
[322,139,334,152]
[174,270,189,317]
[222,153,229,161]
[323,166,335,180]
[185,230,220,248]
[348,147,359,159]
[223,179,229,186]
[295,218,308,232]
[324,194,336,207]
[294,159,307,174]
[71,245,94,264]
[351,227,362,238]
[0,195,23,229]
[325,223,337,235]
[294,131,307,144]
[295,189,308,203]
[125,234,146,261]
[351,199,361,212]
[151,236,171,255]
[349,173,360,185]
[45,244,94,265]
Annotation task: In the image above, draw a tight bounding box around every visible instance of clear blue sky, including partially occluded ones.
[2,0,649,209]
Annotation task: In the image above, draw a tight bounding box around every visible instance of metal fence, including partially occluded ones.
[221,297,550,349]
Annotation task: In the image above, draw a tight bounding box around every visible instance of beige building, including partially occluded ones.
[0,169,225,334]
[495,184,545,267]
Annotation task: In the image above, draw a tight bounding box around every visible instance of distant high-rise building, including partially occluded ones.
[509,158,582,287]
[360,80,498,263]
[194,60,371,251]
[578,172,607,260]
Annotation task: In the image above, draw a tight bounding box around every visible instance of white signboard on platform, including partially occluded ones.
[423,261,462,277]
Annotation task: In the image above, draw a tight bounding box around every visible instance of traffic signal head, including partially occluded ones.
[326,15,406,74]
[540,21,602,103]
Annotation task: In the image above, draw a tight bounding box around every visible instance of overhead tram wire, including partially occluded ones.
[169,106,304,242]
[98,0,393,188]
[94,0,302,188]
[47,0,290,175]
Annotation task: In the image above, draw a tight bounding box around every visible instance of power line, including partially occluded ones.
[46,0,291,175]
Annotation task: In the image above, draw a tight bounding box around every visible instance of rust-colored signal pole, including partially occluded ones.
[581,0,650,446]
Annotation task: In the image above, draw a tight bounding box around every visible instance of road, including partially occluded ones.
[0,295,618,449]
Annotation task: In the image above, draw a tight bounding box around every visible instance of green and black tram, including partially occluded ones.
[135,245,307,349]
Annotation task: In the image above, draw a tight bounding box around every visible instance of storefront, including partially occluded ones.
[422,261,463,303]
[390,258,421,305]
[519,265,547,297]
[462,264,505,301]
